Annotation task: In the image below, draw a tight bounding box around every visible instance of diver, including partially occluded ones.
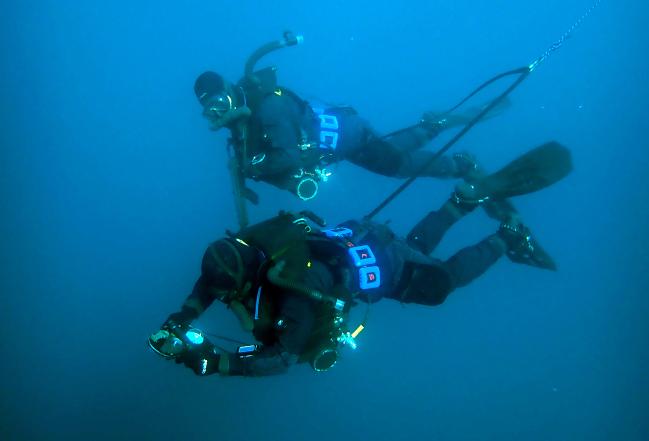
[195,68,500,200]
[148,142,572,377]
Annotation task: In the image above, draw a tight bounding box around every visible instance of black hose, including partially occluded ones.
[244,31,302,76]
[266,261,342,308]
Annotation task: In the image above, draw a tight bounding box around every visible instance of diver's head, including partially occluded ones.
[202,238,264,304]
[194,71,249,130]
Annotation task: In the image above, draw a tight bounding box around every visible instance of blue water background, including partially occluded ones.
[2,1,648,440]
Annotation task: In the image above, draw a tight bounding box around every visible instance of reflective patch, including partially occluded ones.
[316,112,339,150]
[254,286,262,320]
[358,266,381,290]
[237,344,257,354]
[320,131,338,150]
[322,227,353,238]
[237,345,259,359]
[251,153,266,165]
[348,245,376,267]
[318,114,339,130]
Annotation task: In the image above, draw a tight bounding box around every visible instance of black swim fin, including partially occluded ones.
[452,142,570,271]
[471,141,572,201]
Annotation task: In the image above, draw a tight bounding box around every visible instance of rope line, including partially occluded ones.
[529,0,601,71]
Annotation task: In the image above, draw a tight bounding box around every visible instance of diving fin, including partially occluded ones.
[469,141,572,202]
[452,141,570,271]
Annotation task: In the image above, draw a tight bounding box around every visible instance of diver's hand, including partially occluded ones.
[148,328,186,358]
[178,349,222,376]
[148,317,203,359]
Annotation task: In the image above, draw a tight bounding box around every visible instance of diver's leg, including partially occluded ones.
[336,113,408,177]
[396,149,468,179]
[383,127,477,179]
[389,235,506,306]
[338,112,478,179]
[388,224,535,307]
[442,234,507,288]
[406,199,471,255]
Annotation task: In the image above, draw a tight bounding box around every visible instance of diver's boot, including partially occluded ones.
[420,97,512,137]
[450,181,491,211]
[497,217,557,271]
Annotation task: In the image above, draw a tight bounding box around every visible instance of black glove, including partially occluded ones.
[177,348,222,376]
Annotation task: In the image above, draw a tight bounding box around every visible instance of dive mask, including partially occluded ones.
[203,93,253,130]
[202,93,234,125]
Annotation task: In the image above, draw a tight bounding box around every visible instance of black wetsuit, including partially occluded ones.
[243,91,461,195]
[163,207,505,377]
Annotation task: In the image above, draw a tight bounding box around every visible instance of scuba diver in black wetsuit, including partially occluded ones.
[148,142,572,377]
[196,68,489,199]
[195,31,511,202]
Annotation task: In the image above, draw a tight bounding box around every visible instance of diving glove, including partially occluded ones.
[178,348,222,376]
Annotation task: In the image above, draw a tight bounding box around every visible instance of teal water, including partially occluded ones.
[2,1,648,440]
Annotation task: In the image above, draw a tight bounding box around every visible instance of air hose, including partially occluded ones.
[266,260,345,310]
[230,32,304,229]
[244,31,303,77]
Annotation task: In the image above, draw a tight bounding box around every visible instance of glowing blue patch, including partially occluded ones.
[237,345,257,354]
[185,329,204,345]
[322,227,353,238]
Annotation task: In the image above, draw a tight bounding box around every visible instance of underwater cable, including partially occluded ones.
[364,0,602,221]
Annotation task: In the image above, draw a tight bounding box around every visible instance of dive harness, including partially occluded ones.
[230,211,376,372]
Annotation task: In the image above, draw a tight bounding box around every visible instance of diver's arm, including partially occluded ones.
[227,294,315,376]
[248,146,302,180]
[163,274,215,326]
[163,238,253,327]
[162,241,234,327]
[149,272,217,361]
[247,95,305,181]
[189,294,315,377]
